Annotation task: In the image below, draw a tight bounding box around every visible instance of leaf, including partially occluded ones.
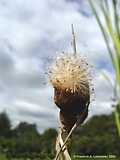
[114,107,120,136]
[101,72,114,89]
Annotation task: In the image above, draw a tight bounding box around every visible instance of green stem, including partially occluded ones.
[114,106,120,137]
[112,0,120,39]
[89,0,116,69]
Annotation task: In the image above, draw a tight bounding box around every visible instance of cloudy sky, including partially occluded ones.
[0,0,114,133]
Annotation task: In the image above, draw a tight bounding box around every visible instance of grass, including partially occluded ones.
[0,154,118,160]
[0,153,7,160]
[89,0,120,137]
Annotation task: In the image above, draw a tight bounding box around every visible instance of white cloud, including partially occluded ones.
[0,0,115,132]
[89,69,114,117]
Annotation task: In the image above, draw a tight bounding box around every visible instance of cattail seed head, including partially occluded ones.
[49,54,91,108]
[49,53,92,132]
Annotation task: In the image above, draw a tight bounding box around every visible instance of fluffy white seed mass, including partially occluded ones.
[49,54,91,95]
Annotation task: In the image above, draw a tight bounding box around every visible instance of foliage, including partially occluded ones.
[0,111,120,159]
[70,114,119,156]
[0,112,11,137]
[89,0,120,136]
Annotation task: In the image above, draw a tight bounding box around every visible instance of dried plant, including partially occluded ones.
[49,54,90,99]
[49,25,92,160]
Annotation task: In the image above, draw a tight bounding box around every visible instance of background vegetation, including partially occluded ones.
[0,111,119,160]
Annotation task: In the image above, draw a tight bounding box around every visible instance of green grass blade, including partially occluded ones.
[101,72,114,89]
[99,1,120,87]
[89,0,116,68]
[89,0,120,137]
[100,1,120,56]
[112,0,120,39]
[114,107,120,137]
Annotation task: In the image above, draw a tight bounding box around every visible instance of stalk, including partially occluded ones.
[49,26,91,159]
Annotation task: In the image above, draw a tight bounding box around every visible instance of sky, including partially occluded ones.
[0,0,115,133]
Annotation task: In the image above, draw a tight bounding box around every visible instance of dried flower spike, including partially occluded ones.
[49,54,91,106]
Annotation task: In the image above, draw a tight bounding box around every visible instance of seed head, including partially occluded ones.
[49,54,91,98]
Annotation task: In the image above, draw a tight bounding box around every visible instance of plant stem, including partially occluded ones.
[71,24,77,56]
[55,122,77,160]
[114,103,120,136]
[55,105,88,160]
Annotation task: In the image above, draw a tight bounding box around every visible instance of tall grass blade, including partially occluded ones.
[89,0,120,137]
